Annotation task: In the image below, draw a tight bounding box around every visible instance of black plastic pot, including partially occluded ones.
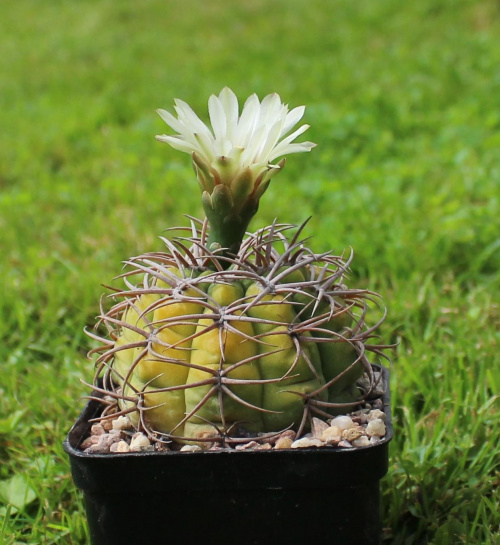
[64,367,392,545]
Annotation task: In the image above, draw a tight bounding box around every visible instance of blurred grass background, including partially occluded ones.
[1,0,499,543]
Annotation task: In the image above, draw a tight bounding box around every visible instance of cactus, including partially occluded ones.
[87,89,388,448]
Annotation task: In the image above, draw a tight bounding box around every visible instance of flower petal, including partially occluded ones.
[236,93,261,146]
[240,123,267,165]
[269,124,312,161]
[155,134,203,155]
[194,132,217,162]
[258,93,283,126]
[208,94,227,141]
[156,108,188,135]
[270,141,316,161]
[218,87,239,141]
[281,105,306,136]
[258,117,285,162]
[174,99,213,138]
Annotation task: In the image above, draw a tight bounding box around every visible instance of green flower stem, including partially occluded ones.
[202,187,259,263]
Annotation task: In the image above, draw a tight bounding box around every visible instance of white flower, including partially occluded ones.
[156,87,315,193]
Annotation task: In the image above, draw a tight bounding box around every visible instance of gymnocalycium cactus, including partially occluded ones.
[87,88,388,447]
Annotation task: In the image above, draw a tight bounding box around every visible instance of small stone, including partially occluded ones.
[130,433,151,451]
[370,375,386,397]
[342,427,365,442]
[254,443,273,450]
[338,440,353,448]
[84,433,121,454]
[100,419,114,431]
[110,440,131,453]
[311,417,330,439]
[367,409,386,422]
[372,398,384,410]
[370,436,381,445]
[352,436,371,448]
[274,436,294,449]
[80,435,99,449]
[366,419,386,438]
[273,430,296,448]
[180,445,202,453]
[235,441,260,451]
[83,446,103,454]
[112,415,133,430]
[97,433,121,448]
[321,426,342,445]
[90,423,105,436]
[154,442,170,452]
[235,441,273,451]
[117,441,131,452]
[329,416,356,431]
[291,437,324,449]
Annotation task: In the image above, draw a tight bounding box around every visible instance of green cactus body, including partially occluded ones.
[91,222,382,447]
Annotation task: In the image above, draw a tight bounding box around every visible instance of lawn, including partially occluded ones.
[1,0,499,543]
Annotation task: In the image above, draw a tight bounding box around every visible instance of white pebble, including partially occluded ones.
[352,436,371,448]
[180,445,203,453]
[112,415,133,430]
[291,437,324,449]
[130,433,151,451]
[311,417,330,439]
[330,416,356,431]
[116,440,131,452]
[342,427,364,442]
[367,409,386,422]
[110,440,131,453]
[321,426,342,445]
[365,419,386,438]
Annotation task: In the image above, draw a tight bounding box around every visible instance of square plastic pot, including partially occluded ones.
[64,367,392,545]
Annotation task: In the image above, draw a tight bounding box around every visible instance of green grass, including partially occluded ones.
[1,0,499,542]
